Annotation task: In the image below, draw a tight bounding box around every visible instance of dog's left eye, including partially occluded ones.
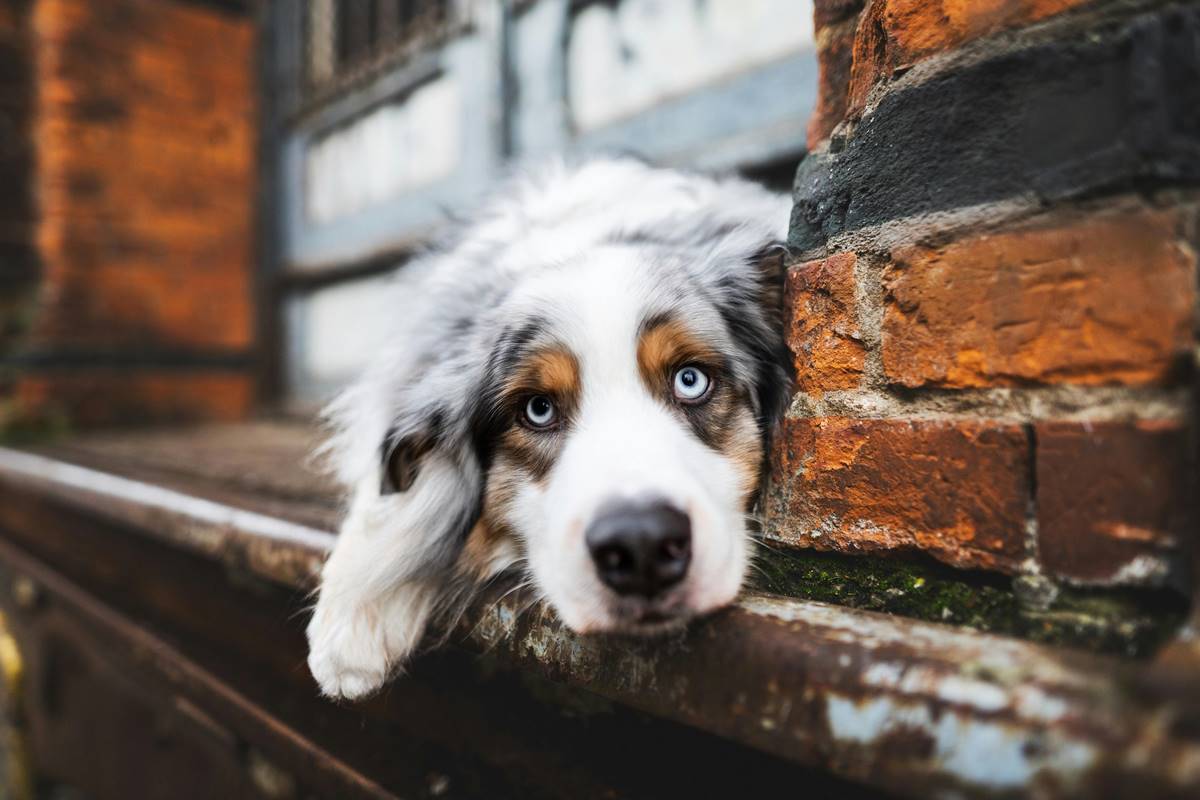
[523,395,558,428]
[672,366,711,402]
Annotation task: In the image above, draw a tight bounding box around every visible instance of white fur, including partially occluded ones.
[307,157,791,699]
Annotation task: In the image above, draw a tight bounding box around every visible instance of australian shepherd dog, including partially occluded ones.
[307,157,794,699]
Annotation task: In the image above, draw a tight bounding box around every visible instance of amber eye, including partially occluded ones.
[523,395,557,428]
[672,366,711,402]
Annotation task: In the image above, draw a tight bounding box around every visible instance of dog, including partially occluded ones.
[306,157,794,699]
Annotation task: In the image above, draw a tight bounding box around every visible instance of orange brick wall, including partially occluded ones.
[772,0,1199,593]
[2,0,256,429]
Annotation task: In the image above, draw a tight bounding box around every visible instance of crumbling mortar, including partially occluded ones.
[1013,422,1062,612]
[786,385,1190,424]
[851,250,886,391]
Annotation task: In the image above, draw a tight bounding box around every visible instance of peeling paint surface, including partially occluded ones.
[826,694,1098,791]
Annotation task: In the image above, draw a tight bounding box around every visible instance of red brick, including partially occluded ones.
[768,417,1029,571]
[882,210,1195,388]
[28,0,256,352]
[808,2,866,148]
[785,253,865,395]
[1036,420,1192,586]
[8,0,257,427]
[847,0,1093,115]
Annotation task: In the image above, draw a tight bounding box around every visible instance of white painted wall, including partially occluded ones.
[285,0,816,403]
[287,274,396,401]
[304,76,462,224]
[568,0,814,132]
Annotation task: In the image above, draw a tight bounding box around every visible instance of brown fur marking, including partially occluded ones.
[497,346,581,481]
[637,316,722,388]
[638,315,763,504]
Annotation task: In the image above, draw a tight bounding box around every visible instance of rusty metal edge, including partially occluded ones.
[1,446,1199,797]
[0,447,330,588]
[0,534,396,800]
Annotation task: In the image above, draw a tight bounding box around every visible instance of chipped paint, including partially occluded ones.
[861,663,1009,713]
[826,694,1098,791]
[1107,554,1171,585]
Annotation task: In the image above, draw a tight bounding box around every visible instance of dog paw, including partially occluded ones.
[305,603,391,700]
[307,648,388,700]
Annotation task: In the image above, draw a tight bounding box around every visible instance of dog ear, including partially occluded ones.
[380,418,439,495]
[370,397,486,582]
[744,242,797,433]
[307,385,488,699]
[701,236,795,437]
[753,243,789,325]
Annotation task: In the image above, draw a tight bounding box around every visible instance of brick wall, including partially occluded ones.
[0,0,256,431]
[768,0,1198,643]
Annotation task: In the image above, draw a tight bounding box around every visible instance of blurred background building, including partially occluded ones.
[276,0,814,404]
[0,0,818,427]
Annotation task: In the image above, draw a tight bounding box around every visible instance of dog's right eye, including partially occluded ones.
[522,395,558,429]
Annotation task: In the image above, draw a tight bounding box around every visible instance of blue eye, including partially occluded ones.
[524,395,557,428]
[673,366,710,402]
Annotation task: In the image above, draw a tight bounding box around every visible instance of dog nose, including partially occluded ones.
[586,500,692,597]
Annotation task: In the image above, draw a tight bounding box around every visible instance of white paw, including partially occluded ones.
[307,650,388,701]
[305,603,391,701]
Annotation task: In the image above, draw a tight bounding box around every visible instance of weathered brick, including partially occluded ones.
[6,0,257,427]
[785,253,865,395]
[808,1,866,147]
[27,0,255,352]
[882,210,1195,388]
[768,417,1028,572]
[847,0,1093,113]
[1037,420,1193,586]
[790,5,1200,251]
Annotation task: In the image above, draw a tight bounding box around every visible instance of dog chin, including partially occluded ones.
[566,593,713,637]
[611,612,691,636]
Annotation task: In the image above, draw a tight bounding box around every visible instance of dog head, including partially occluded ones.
[468,236,792,632]
[327,159,792,639]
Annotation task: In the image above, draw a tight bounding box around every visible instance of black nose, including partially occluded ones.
[586,500,692,597]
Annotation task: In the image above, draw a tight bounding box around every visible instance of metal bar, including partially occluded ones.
[2,446,1199,796]
[0,448,329,588]
[0,459,877,798]
[0,537,396,800]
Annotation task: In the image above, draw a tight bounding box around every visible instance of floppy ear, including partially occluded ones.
[307,339,492,699]
[721,241,795,438]
[749,242,794,427]
[371,407,483,579]
[380,429,429,495]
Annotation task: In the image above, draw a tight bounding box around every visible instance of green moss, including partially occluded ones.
[751,545,1187,658]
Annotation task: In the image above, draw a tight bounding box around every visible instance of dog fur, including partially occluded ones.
[307,157,793,699]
